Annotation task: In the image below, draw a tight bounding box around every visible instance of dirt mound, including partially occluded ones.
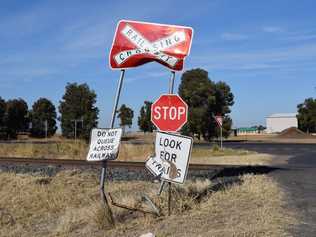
[277,127,312,139]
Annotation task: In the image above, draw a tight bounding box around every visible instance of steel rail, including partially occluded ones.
[0,157,263,170]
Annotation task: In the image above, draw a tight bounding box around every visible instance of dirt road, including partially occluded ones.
[225,142,316,236]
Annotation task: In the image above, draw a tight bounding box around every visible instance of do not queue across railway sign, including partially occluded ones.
[87,128,122,161]
[151,94,188,132]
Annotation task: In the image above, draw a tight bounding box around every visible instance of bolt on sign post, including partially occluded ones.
[214,115,223,149]
[94,20,193,222]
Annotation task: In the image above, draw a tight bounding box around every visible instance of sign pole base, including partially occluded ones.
[157,181,165,196]
[168,182,172,216]
[99,69,126,226]
[100,161,115,225]
[220,126,223,149]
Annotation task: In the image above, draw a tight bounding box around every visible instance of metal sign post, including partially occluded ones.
[169,71,175,94]
[44,120,48,141]
[157,71,176,197]
[155,71,176,215]
[220,125,223,149]
[214,115,223,149]
[71,118,83,141]
[99,69,125,225]
[168,71,175,216]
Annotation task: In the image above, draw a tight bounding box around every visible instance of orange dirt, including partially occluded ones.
[277,127,313,139]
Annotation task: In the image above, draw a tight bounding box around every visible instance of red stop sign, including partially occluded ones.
[151,94,188,132]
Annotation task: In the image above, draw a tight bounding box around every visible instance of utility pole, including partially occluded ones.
[71,118,84,141]
[44,120,48,141]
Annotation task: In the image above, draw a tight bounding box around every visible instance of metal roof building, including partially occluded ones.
[266,113,298,133]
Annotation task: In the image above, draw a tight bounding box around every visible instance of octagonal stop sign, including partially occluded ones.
[151,94,188,132]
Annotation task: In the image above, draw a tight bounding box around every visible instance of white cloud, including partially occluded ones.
[286,33,316,41]
[220,33,248,41]
[125,71,169,84]
[263,26,283,33]
[191,42,316,72]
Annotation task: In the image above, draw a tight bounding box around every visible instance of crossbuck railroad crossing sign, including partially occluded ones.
[109,20,193,71]
[146,131,193,184]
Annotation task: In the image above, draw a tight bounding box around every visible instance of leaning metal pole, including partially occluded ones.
[220,125,223,149]
[169,71,175,94]
[168,71,175,215]
[157,71,176,196]
[100,69,126,225]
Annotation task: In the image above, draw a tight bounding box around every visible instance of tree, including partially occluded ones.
[4,98,29,139]
[0,97,5,128]
[178,68,234,140]
[117,104,134,134]
[59,83,99,140]
[30,98,57,138]
[252,125,266,134]
[138,101,155,133]
[297,98,316,133]
[0,97,6,139]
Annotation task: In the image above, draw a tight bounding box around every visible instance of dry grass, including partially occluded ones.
[0,141,261,162]
[0,170,297,237]
[0,141,88,159]
[0,141,279,165]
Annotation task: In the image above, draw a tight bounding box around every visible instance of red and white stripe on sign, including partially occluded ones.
[215,116,223,127]
[109,20,193,71]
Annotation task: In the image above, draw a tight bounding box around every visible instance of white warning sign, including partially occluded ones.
[145,131,193,184]
[87,128,122,161]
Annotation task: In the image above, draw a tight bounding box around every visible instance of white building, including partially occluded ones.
[266,113,298,133]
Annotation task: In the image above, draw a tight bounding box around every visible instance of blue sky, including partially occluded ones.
[1,0,316,130]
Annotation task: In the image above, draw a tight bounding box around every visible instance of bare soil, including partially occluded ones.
[277,127,313,139]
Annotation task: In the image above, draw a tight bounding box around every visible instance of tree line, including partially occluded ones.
[0,68,316,140]
[128,68,316,138]
[4,67,313,141]
[0,83,98,140]
[0,68,235,140]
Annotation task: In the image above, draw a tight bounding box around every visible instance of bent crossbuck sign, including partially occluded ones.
[109,20,193,71]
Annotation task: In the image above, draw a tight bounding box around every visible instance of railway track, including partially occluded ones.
[0,157,255,171]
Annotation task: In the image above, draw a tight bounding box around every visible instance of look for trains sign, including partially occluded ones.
[109,20,193,71]
[146,131,193,184]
